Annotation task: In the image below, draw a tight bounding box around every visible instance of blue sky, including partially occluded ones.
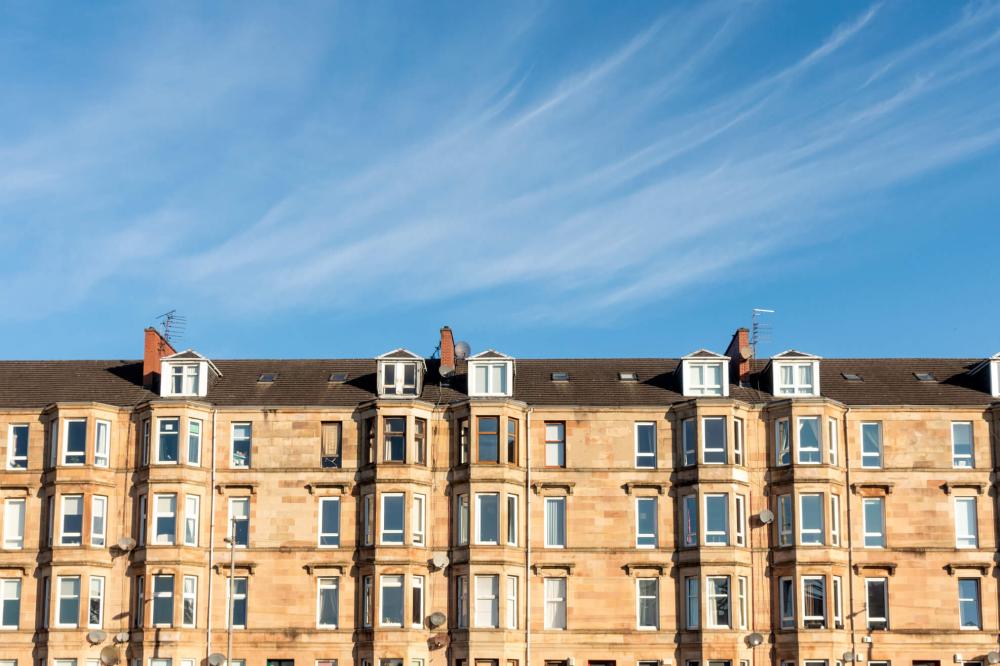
[2,1,1000,360]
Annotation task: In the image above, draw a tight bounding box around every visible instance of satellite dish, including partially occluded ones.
[739,345,753,360]
[117,537,136,551]
[439,365,455,378]
[208,655,227,666]
[431,552,449,569]
[758,509,774,524]
[428,611,447,628]
[99,646,121,666]
[454,341,471,360]
[746,632,764,647]
[87,629,107,644]
[113,631,129,643]
[988,652,1000,665]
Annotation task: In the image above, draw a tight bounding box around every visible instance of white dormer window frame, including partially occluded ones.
[468,351,515,398]
[376,350,426,398]
[159,350,219,398]
[991,357,1000,398]
[680,351,730,397]
[772,352,821,397]
[170,364,201,396]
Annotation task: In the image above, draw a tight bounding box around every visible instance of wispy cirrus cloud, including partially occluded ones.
[2,1,1000,332]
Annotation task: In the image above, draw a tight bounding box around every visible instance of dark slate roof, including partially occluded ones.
[0,357,993,409]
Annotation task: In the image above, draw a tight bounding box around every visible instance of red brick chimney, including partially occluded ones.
[143,327,176,390]
[439,326,455,369]
[724,327,752,386]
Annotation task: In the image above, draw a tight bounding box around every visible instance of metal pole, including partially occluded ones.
[226,517,236,665]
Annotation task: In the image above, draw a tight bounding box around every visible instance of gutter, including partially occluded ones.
[206,408,218,659]
[525,407,533,666]
[843,407,858,661]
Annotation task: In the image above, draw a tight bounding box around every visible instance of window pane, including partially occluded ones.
[478,417,499,463]
[953,422,974,467]
[636,498,657,548]
[158,418,179,463]
[800,494,824,545]
[864,498,884,547]
[635,423,656,468]
[382,495,404,544]
[703,417,726,464]
[705,494,728,545]
[477,494,499,544]
[380,576,403,626]
[545,498,565,547]
[797,417,821,463]
[959,578,981,629]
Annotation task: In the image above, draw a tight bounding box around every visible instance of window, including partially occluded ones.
[363,495,374,546]
[636,497,658,548]
[458,419,469,464]
[779,577,794,629]
[412,494,425,546]
[952,422,974,468]
[866,578,888,629]
[861,422,883,468]
[636,578,658,629]
[6,424,28,469]
[57,576,81,627]
[828,417,838,465]
[687,361,725,396]
[91,496,107,547]
[153,494,177,545]
[959,578,981,629]
[681,418,696,466]
[544,497,566,548]
[738,576,748,629]
[704,494,728,545]
[456,575,468,628]
[94,420,110,467]
[362,575,373,628]
[137,495,147,547]
[41,575,50,628]
[635,423,656,468]
[799,494,824,545]
[456,493,469,545]
[63,419,86,465]
[706,576,730,628]
[955,497,978,548]
[0,579,20,629]
[685,577,699,629]
[775,361,816,395]
[830,495,841,546]
[320,421,341,468]
[182,576,197,627]
[702,417,726,464]
[152,575,173,626]
[474,575,499,628]
[414,418,427,465]
[797,417,821,464]
[506,494,518,546]
[319,497,340,547]
[380,575,403,626]
[833,576,844,629]
[141,418,150,467]
[682,495,698,547]
[228,577,248,628]
[380,494,404,545]
[383,417,406,462]
[88,576,104,628]
[364,418,376,465]
[232,423,252,467]
[133,575,143,628]
[381,361,418,395]
[775,418,790,466]
[471,362,509,395]
[777,494,792,546]
[61,495,84,546]
[187,419,202,466]
[543,578,566,629]
[184,495,199,547]
[506,576,518,629]
[733,418,744,466]
[475,493,499,544]
[507,418,518,464]
[170,363,200,395]
[735,495,746,547]
[545,423,565,467]
[157,418,180,464]
[863,497,885,548]
[228,497,249,547]
[802,576,826,628]
[49,419,58,467]
[411,576,424,628]
[477,417,499,463]
[2,499,25,549]
[317,577,339,628]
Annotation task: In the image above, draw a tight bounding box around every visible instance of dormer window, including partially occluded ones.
[467,350,514,398]
[376,349,425,398]
[171,364,200,395]
[680,350,730,397]
[991,355,1000,398]
[159,350,219,398]
[771,351,821,397]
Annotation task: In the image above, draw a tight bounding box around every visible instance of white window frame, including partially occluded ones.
[506,575,518,629]
[833,576,843,629]
[865,578,888,629]
[796,416,822,464]
[187,418,202,466]
[2,499,25,550]
[635,496,658,549]
[456,493,469,546]
[474,493,500,545]
[860,422,883,468]
[151,574,174,627]
[6,424,29,469]
[544,496,566,548]
[231,422,252,468]
[91,495,107,547]
[799,493,824,545]
[959,577,982,630]
[319,497,340,548]
[62,418,87,466]
[506,494,518,546]
[412,494,425,547]
[60,494,84,546]
[544,422,565,467]
[955,496,978,548]
[830,495,841,547]
[94,420,110,468]
[379,493,405,545]
[474,574,499,628]
[182,495,199,547]
[455,575,468,628]
[685,360,727,396]
[469,361,510,396]
[378,574,404,627]
[738,576,748,629]
[735,495,746,547]
[705,575,730,628]
[167,363,201,396]
[733,418,744,466]
[411,575,424,628]
[227,576,248,629]
[87,576,104,628]
[182,575,197,628]
[636,577,659,630]
[153,493,177,546]
[701,416,727,464]
[155,417,180,465]
[0,578,20,629]
[316,577,339,629]
[56,575,81,628]
[380,361,419,396]
[681,418,696,467]
[227,497,249,548]
[828,417,838,465]
[775,418,790,466]
[635,422,656,469]
[801,575,826,628]
[543,577,566,630]
[704,493,729,546]
[863,497,885,548]
[952,421,974,468]
[774,360,819,396]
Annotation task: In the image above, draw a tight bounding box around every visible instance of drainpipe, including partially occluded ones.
[206,408,218,660]
[842,407,858,661]
[525,408,533,666]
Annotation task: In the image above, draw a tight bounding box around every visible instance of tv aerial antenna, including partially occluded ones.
[156,310,187,350]
[751,308,774,361]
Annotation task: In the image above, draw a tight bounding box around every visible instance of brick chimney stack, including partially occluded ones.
[439,326,456,369]
[724,327,752,386]
[143,327,176,390]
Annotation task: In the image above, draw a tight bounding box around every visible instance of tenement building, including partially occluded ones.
[2,326,1000,666]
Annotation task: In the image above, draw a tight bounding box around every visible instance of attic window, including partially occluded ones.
[258,373,277,383]
[842,373,863,382]
[328,371,349,383]
[618,371,638,382]
[914,372,936,382]
[551,372,570,382]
